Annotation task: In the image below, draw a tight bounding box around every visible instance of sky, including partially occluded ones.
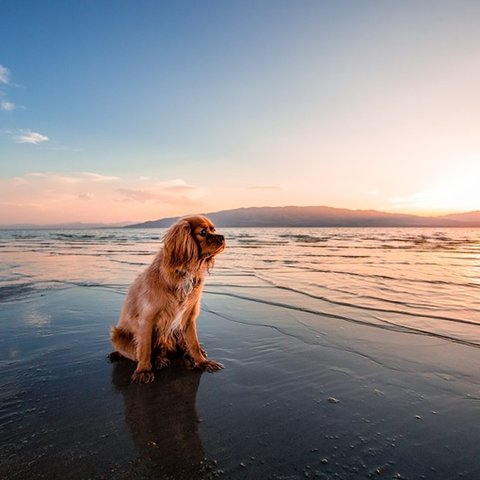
[1,0,480,225]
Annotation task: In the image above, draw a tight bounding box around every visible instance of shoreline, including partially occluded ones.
[1,284,480,479]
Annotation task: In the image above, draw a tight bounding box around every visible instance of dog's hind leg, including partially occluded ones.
[110,326,137,361]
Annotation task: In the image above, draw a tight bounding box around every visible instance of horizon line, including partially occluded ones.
[0,204,478,228]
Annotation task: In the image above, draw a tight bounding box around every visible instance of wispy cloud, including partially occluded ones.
[0,66,52,147]
[78,192,95,200]
[29,172,119,183]
[0,65,10,85]
[0,172,204,224]
[117,188,165,202]
[158,179,198,193]
[117,179,199,205]
[0,65,16,112]
[388,165,480,213]
[247,185,283,190]
[0,100,15,111]
[389,191,439,211]
[14,131,49,144]
[0,65,16,113]
[82,172,120,182]
[117,188,198,206]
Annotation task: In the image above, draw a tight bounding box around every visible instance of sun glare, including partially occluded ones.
[391,162,480,214]
[432,164,480,213]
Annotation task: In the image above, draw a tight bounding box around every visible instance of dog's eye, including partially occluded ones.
[199,229,207,237]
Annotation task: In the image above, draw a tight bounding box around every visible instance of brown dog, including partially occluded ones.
[110,215,225,383]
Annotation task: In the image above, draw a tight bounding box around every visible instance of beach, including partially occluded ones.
[1,228,480,479]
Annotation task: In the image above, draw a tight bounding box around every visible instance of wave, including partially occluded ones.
[259,277,479,327]
[204,288,480,349]
[1,226,478,349]
[52,233,97,240]
[279,234,328,243]
[276,265,479,290]
[0,283,39,302]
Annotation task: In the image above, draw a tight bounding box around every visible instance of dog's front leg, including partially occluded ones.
[132,315,155,383]
[183,304,224,373]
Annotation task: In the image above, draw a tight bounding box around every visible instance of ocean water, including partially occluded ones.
[2,227,480,479]
[1,227,479,347]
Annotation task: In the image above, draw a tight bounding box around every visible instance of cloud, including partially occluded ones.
[81,172,120,182]
[0,65,16,113]
[0,172,204,224]
[247,185,283,190]
[14,131,49,144]
[119,178,199,200]
[387,166,480,213]
[388,191,437,211]
[78,192,95,200]
[0,66,50,148]
[29,172,119,183]
[0,65,10,85]
[117,188,197,206]
[116,178,201,205]
[0,100,15,111]
[0,67,56,150]
[12,177,29,186]
[159,179,198,193]
[117,188,161,202]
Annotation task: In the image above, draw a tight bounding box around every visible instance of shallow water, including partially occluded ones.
[1,227,479,345]
[1,227,480,479]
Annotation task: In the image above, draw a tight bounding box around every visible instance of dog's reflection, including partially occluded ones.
[111,359,209,479]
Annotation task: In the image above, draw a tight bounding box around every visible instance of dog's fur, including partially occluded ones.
[110,216,225,383]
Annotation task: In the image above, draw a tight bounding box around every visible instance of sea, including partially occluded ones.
[2,226,480,479]
[1,227,479,348]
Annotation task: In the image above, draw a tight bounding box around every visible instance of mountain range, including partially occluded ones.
[127,206,480,228]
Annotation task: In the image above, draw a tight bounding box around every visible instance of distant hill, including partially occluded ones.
[440,211,480,224]
[126,206,480,228]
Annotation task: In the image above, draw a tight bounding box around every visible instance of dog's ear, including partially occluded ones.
[163,219,198,271]
[204,256,215,273]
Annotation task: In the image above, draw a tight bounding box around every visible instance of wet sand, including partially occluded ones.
[1,283,480,479]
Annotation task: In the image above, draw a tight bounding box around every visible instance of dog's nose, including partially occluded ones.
[217,234,225,242]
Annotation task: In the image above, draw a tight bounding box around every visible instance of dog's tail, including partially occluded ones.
[110,326,136,361]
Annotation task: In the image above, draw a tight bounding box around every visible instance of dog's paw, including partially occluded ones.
[198,359,224,373]
[154,356,171,370]
[183,354,196,370]
[131,369,155,384]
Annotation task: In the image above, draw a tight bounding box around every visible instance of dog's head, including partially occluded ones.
[163,215,225,272]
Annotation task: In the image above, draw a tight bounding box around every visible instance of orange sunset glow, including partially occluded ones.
[1,2,479,225]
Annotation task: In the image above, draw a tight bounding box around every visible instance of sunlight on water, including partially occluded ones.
[1,227,479,347]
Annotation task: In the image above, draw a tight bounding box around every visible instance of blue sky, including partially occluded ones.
[1,1,480,224]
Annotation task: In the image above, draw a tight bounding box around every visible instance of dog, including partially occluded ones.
[110,215,225,383]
